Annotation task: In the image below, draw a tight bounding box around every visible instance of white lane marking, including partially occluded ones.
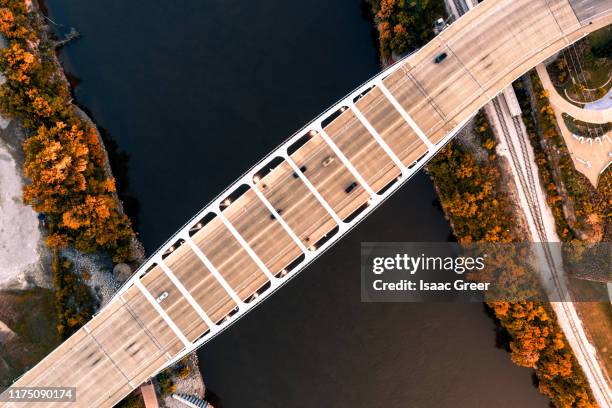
[82,320,136,388]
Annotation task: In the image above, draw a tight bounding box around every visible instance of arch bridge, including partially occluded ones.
[6,1,611,406]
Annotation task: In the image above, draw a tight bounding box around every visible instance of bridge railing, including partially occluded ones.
[111,47,421,300]
[107,42,478,374]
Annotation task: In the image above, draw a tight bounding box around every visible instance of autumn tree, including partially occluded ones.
[0,1,134,262]
[369,0,446,58]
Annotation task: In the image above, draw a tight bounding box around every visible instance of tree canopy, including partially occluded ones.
[0,0,133,262]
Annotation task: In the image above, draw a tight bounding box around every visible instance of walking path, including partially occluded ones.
[0,134,48,289]
[537,64,612,123]
[140,383,159,408]
[536,64,611,186]
[584,86,612,110]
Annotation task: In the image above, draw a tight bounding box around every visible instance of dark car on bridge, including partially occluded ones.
[434,52,448,63]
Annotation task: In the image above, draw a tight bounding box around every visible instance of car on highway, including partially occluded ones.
[322,156,334,167]
[345,181,358,193]
[434,52,448,63]
[156,291,169,303]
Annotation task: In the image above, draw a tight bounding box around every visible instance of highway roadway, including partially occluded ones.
[570,0,611,21]
[4,0,611,407]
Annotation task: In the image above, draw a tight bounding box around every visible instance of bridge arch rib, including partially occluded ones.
[7,1,611,407]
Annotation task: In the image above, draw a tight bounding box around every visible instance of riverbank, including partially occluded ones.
[0,117,58,385]
[367,0,604,406]
[0,0,205,403]
[426,107,600,407]
[33,1,207,405]
[0,7,57,385]
[0,0,134,261]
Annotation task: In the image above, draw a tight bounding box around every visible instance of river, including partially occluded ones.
[43,1,549,407]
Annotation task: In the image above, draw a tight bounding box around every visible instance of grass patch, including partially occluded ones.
[115,391,145,408]
[573,302,612,381]
[561,113,612,138]
[52,250,98,340]
[547,26,611,104]
[588,25,612,59]
[0,288,60,387]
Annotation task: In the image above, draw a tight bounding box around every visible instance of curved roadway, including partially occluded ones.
[537,63,612,123]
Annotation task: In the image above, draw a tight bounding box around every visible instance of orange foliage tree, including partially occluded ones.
[368,0,444,58]
[429,110,597,407]
[0,0,133,262]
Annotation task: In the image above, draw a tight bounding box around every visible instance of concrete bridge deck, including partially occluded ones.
[4,1,611,407]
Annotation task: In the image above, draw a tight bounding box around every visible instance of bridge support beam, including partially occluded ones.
[156,259,218,330]
[312,124,377,197]
[375,80,436,150]
[183,234,247,309]
[284,154,344,225]
[348,103,409,175]
[134,279,192,348]
[249,182,310,254]
[217,210,278,284]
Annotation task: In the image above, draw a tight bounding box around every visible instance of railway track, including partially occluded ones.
[491,94,612,405]
[453,0,468,16]
[455,0,610,396]
[492,97,548,239]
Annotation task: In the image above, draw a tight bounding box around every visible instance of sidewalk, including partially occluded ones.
[536,64,612,124]
[536,64,611,186]
[141,382,159,408]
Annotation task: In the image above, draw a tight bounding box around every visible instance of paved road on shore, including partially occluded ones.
[569,0,611,21]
